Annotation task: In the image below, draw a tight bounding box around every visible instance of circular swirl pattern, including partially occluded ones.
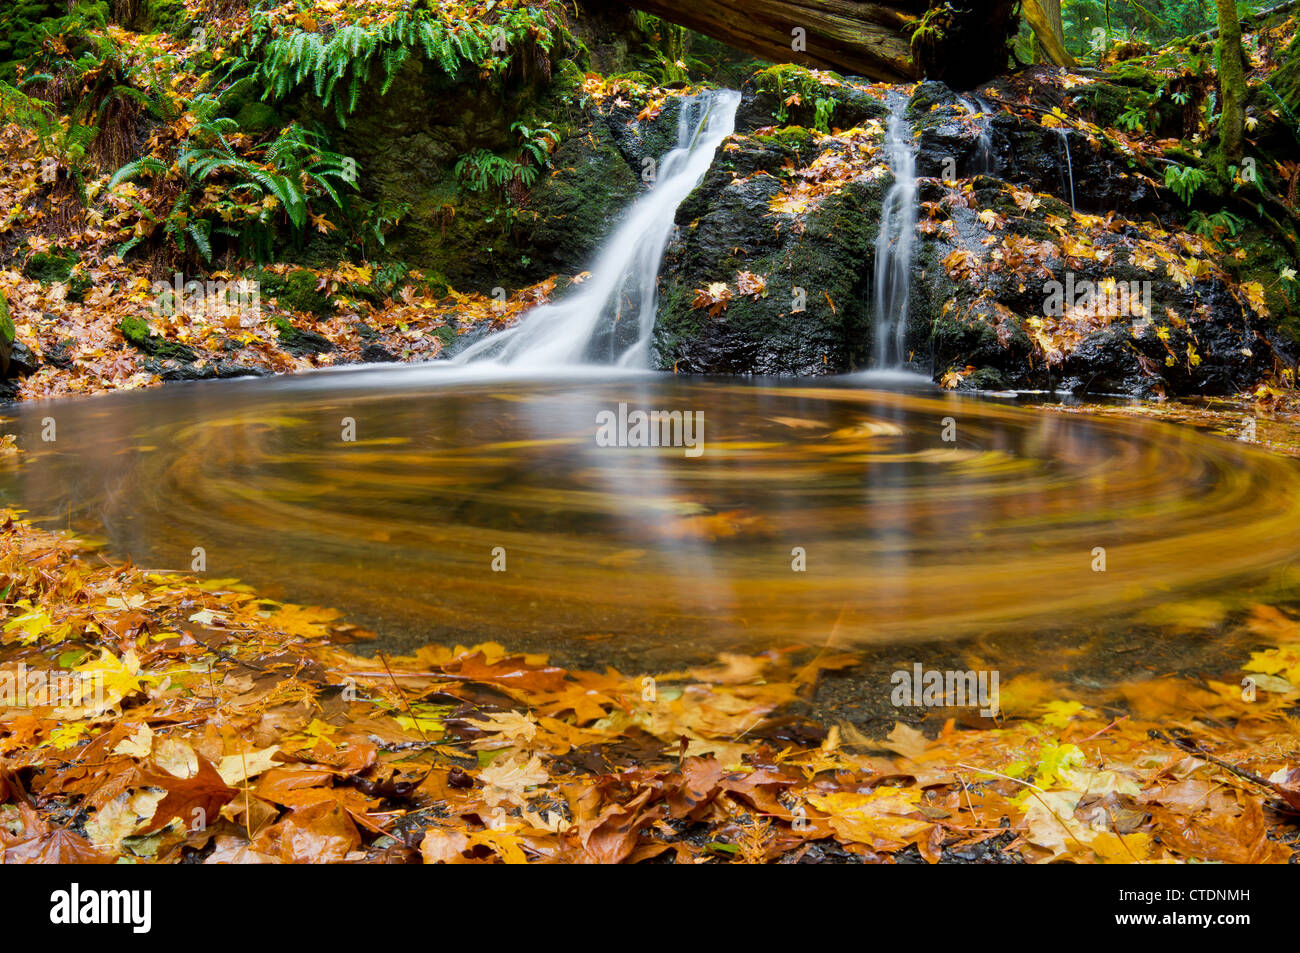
[8,369,1300,651]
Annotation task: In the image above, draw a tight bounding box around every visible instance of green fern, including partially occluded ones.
[108,117,358,262]
[238,8,554,126]
[1164,164,1207,205]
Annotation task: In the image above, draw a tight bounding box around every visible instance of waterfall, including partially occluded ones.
[959,96,993,175]
[1056,128,1076,211]
[872,96,918,369]
[455,89,741,369]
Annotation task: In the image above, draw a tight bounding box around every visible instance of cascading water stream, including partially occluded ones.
[871,96,919,369]
[455,89,741,369]
[1056,128,1076,211]
[959,96,994,175]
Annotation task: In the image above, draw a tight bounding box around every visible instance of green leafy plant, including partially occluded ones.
[1164,163,1207,205]
[512,120,559,166]
[1189,208,1245,239]
[110,110,358,261]
[454,149,530,193]
[1116,102,1147,132]
[235,6,559,126]
[455,120,558,199]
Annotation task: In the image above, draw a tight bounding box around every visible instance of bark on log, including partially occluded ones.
[613,0,921,81]
[602,0,1022,86]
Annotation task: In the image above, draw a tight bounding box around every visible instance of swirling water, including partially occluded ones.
[5,369,1300,661]
[3,89,1297,671]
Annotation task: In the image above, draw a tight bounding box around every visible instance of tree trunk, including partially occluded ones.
[1215,0,1247,172]
[1021,0,1075,67]
[602,0,1023,86]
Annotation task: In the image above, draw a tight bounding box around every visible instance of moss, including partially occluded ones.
[117,315,151,349]
[0,289,12,344]
[22,248,78,285]
[22,248,91,300]
[139,0,190,35]
[1266,33,1300,116]
[0,289,12,376]
[234,101,281,135]
[751,64,843,131]
[433,325,456,349]
[752,64,843,95]
[117,315,198,362]
[754,126,818,149]
[258,269,332,317]
[270,315,334,356]
[1226,226,1300,339]
[526,131,639,277]
[0,0,84,80]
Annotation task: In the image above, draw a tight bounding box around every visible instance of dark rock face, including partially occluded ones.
[271,318,334,358]
[906,89,1269,397]
[360,343,399,363]
[522,100,673,281]
[147,361,270,382]
[655,166,884,375]
[649,74,1277,396]
[649,75,894,376]
[3,340,39,379]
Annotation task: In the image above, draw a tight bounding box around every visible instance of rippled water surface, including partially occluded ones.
[5,366,1300,657]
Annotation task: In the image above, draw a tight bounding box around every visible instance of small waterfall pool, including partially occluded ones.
[4,87,1295,679]
[4,367,1300,668]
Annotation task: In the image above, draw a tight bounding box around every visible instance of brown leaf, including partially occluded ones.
[140,754,238,834]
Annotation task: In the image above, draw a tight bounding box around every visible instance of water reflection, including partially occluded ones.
[4,368,1300,652]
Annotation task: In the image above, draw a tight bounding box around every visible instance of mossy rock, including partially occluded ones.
[20,248,93,301]
[270,315,334,356]
[748,65,845,131]
[0,288,12,375]
[257,269,333,317]
[525,123,640,278]
[433,325,456,350]
[117,315,198,362]
[22,248,78,285]
[0,289,13,345]
[234,101,282,135]
[955,367,1009,391]
[751,64,840,96]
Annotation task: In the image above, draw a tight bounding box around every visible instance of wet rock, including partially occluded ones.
[0,290,38,380]
[3,340,39,379]
[525,116,640,278]
[118,316,199,363]
[270,316,334,357]
[655,161,885,374]
[43,335,76,370]
[149,361,269,382]
[360,343,398,363]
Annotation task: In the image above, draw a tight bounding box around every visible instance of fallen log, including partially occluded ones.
[600,1,1045,87]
